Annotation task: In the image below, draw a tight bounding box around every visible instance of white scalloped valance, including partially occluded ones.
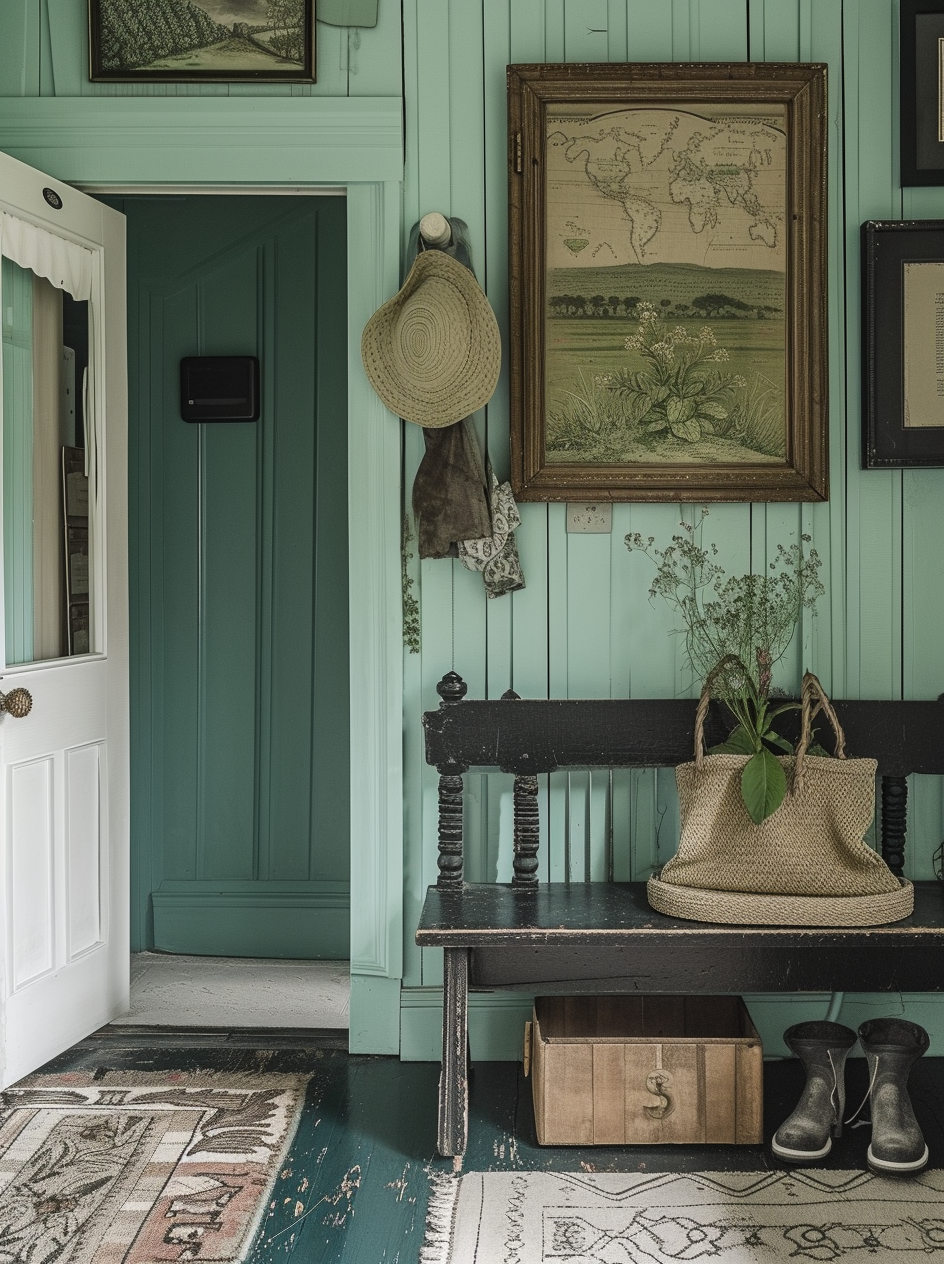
[0,212,93,301]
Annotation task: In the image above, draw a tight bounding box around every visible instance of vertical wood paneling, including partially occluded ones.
[400,0,431,989]
[447,1,490,720]
[606,0,629,60]
[810,0,847,697]
[0,1,40,95]
[264,228,314,881]
[159,288,201,882]
[756,0,801,58]
[200,260,260,882]
[351,0,403,95]
[310,206,351,882]
[564,0,609,61]
[625,0,674,60]
[671,0,694,60]
[697,0,749,59]
[126,197,349,955]
[546,0,566,61]
[904,470,944,876]
[844,0,903,701]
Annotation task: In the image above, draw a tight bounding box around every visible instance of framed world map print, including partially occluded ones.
[507,63,829,502]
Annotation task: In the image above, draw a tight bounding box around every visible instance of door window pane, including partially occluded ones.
[2,257,92,665]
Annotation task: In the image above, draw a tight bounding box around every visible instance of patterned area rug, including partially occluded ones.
[422,1168,944,1263]
[0,1069,311,1263]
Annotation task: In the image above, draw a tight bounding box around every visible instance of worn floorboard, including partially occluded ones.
[26,1035,944,1263]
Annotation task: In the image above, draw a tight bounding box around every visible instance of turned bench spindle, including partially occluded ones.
[881,775,908,878]
[436,773,465,888]
[436,672,468,889]
[501,687,542,888]
[512,774,540,886]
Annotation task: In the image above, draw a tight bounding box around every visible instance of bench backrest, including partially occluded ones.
[423,671,944,888]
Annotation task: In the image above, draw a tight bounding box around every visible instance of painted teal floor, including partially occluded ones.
[38,1030,944,1263]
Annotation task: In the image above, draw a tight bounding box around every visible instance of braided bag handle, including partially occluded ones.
[794,671,847,793]
[694,661,847,787]
[693,654,751,770]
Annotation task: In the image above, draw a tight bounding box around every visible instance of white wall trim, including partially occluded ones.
[0,98,403,185]
[346,181,404,981]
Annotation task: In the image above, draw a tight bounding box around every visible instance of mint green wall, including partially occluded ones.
[112,194,350,960]
[3,0,943,1059]
[0,0,400,98]
[399,0,944,1061]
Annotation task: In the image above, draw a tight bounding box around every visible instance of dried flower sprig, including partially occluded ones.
[625,512,825,822]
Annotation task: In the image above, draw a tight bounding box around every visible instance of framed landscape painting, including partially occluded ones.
[89,0,315,83]
[507,63,828,502]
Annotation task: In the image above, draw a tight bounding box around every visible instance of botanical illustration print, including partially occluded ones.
[97,0,306,76]
[544,103,788,466]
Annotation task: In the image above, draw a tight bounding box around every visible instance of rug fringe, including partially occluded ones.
[419,1173,461,1264]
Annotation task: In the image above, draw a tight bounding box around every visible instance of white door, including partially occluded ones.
[0,150,128,1087]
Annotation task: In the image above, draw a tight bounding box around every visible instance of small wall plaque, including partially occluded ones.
[180,356,260,423]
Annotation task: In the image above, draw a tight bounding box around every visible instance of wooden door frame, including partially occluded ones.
[0,98,405,1054]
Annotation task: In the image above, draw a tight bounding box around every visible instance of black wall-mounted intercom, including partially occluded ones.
[180,356,260,422]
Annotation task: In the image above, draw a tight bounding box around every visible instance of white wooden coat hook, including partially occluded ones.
[419,212,452,247]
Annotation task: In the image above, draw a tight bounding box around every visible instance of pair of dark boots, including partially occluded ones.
[772,1019,930,1175]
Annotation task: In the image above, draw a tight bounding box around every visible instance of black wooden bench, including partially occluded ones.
[415,671,944,1157]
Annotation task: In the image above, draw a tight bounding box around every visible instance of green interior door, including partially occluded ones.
[114,194,349,958]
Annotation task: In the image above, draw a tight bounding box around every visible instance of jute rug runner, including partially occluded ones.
[422,1168,944,1263]
[0,1069,311,1263]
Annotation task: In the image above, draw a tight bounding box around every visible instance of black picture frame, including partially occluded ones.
[862,219,944,468]
[901,0,944,185]
[89,1,316,84]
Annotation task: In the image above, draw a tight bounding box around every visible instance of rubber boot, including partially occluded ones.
[771,1021,857,1163]
[857,1019,930,1175]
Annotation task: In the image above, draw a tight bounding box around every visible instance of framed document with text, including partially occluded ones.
[901,0,944,185]
[863,220,944,467]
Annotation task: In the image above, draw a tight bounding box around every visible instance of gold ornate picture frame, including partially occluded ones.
[507,62,828,502]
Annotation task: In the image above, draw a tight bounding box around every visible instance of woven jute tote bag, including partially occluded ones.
[647,671,913,927]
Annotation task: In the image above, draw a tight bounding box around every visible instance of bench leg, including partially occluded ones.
[438,947,469,1157]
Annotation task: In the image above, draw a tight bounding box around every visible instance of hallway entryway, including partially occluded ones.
[103,192,350,963]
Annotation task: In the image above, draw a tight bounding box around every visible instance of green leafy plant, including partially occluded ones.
[401,514,420,654]
[546,369,643,458]
[602,303,747,444]
[625,513,826,823]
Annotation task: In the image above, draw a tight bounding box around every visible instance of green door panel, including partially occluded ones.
[117,194,349,958]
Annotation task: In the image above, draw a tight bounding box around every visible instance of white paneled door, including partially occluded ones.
[0,150,128,1087]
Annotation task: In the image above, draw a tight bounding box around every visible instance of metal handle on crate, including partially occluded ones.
[523,1021,533,1078]
[644,1070,674,1120]
[0,687,32,719]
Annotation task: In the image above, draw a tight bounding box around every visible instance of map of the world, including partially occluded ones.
[546,104,787,274]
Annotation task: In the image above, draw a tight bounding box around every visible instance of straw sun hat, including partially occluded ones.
[361,250,501,428]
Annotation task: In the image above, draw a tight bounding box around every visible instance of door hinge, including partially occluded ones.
[514,131,523,174]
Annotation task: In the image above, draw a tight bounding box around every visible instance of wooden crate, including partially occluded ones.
[525,995,763,1146]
